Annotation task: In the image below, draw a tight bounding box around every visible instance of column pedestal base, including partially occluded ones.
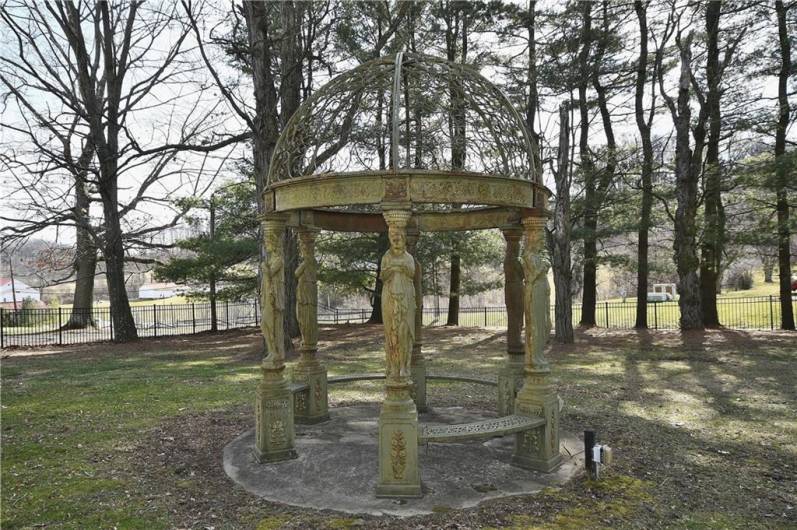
[254,363,298,463]
[292,350,329,424]
[512,369,562,473]
[376,384,422,498]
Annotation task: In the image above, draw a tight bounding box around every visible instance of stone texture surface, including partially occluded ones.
[224,405,582,517]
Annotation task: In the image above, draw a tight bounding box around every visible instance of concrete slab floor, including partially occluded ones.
[223,405,583,517]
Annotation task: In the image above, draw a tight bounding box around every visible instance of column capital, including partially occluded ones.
[501,226,524,241]
[382,208,412,228]
[521,216,547,231]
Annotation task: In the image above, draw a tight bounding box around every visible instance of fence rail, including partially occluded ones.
[1,295,793,348]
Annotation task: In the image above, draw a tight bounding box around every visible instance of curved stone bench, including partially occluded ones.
[418,414,544,444]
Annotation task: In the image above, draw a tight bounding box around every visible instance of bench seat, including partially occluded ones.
[419,414,544,444]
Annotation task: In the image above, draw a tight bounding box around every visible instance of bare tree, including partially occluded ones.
[1,1,239,341]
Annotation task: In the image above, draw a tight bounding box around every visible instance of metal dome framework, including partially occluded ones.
[263,53,549,230]
[253,54,562,500]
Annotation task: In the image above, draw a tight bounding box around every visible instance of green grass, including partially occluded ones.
[2,326,795,529]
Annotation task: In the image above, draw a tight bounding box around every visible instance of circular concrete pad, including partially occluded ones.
[223,405,582,516]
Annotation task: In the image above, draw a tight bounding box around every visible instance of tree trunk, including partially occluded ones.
[763,257,775,283]
[65,173,97,329]
[280,0,303,345]
[775,0,795,330]
[672,36,703,330]
[446,253,461,326]
[699,2,724,328]
[552,103,574,343]
[577,0,596,327]
[101,189,138,342]
[633,0,653,329]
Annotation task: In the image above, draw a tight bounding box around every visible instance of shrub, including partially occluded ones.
[727,270,754,291]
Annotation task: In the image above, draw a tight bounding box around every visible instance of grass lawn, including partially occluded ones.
[1,326,795,529]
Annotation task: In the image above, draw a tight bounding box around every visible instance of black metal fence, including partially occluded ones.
[1,295,793,349]
[319,296,795,331]
[0,301,260,348]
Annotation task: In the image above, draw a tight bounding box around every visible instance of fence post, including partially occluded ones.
[362,308,366,323]
[484,307,488,327]
[153,304,158,337]
[109,305,114,341]
[192,303,196,334]
[335,309,339,324]
[769,295,774,330]
[226,300,229,330]
[254,299,258,326]
[1,308,4,349]
[58,307,63,346]
[605,302,609,328]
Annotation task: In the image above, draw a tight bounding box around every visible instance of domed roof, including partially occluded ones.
[268,53,538,186]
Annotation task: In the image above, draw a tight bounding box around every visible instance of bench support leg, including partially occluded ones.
[512,370,562,472]
[292,348,329,424]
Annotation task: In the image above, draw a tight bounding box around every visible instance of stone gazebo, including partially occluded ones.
[255,53,561,498]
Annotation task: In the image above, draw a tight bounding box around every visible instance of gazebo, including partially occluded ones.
[255,53,561,498]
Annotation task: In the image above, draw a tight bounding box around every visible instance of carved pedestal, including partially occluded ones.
[512,369,561,472]
[511,217,561,472]
[292,349,329,424]
[498,351,525,416]
[255,363,297,463]
[376,208,422,498]
[376,384,422,498]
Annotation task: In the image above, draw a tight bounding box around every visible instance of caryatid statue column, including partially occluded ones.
[405,223,427,412]
[254,214,297,463]
[498,227,525,416]
[375,208,422,498]
[513,217,562,472]
[292,227,329,424]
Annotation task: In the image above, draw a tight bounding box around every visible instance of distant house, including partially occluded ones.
[138,282,179,300]
[0,278,41,308]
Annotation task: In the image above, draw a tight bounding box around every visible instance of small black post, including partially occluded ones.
[584,430,596,479]
[1,308,5,349]
[653,302,658,330]
[769,295,774,330]
[153,304,158,337]
[58,307,63,346]
[109,306,114,341]
[254,299,258,326]
[225,300,229,330]
[605,302,610,328]
[192,303,196,334]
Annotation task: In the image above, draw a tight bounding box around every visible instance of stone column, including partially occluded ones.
[376,208,422,498]
[513,217,562,472]
[405,224,427,412]
[254,214,297,463]
[292,227,329,424]
[498,227,525,416]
